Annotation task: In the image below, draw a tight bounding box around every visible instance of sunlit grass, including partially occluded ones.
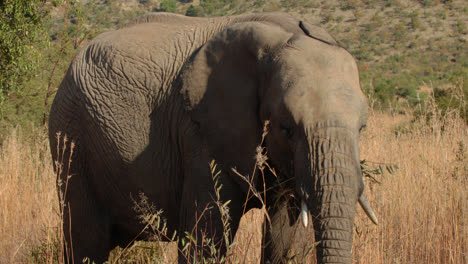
[355,107,467,264]
[0,126,58,263]
[0,107,466,263]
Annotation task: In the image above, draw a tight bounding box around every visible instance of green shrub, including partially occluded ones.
[139,0,151,5]
[0,0,48,103]
[373,79,397,106]
[353,43,373,61]
[393,22,407,40]
[160,0,178,13]
[186,4,205,16]
[0,0,50,130]
[254,0,265,7]
[437,10,447,19]
[353,10,363,19]
[455,19,467,34]
[421,0,434,7]
[322,13,334,23]
[263,2,281,12]
[200,0,225,15]
[409,11,423,30]
[433,85,468,123]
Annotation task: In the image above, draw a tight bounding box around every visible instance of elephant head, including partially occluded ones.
[180,18,376,263]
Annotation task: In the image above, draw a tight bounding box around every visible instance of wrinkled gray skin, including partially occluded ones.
[49,12,368,264]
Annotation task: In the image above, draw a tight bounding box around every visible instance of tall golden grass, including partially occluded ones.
[0,126,59,263]
[0,107,466,263]
[354,107,467,264]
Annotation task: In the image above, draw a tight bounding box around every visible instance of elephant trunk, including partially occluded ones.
[309,182,356,263]
[296,126,361,264]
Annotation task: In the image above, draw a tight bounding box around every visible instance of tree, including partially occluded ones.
[0,0,48,107]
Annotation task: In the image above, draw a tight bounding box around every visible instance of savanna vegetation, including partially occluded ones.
[0,0,466,263]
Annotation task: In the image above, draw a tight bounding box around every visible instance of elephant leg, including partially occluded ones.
[178,172,247,263]
[262,199,316,264]
[177,172,226,262]
[177,150,241,263]
[56,144,112,264]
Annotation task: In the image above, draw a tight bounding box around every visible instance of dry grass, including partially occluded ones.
[0,126,58,263]
[354,109,467,264]
[0,108,466,263]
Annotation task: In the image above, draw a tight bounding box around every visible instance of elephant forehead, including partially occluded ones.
[283,37,359,77]
[278,47,365,127]
[284,81,363,128]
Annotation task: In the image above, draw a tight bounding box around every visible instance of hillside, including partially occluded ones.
[55,0,468,113]
[0,0,466,133]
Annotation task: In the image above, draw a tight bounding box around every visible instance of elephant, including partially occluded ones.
[48,12,378,264]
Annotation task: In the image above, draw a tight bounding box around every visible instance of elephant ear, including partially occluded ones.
[299,20,337,45]
[180,22,292,193]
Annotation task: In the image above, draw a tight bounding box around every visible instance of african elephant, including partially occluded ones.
[48,12,377,264]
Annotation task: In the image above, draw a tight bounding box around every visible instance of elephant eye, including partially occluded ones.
[280,120,293,139]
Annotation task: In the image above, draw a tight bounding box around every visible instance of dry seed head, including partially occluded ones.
[255,146,268,171]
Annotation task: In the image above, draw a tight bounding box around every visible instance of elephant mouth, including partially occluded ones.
[297,194,378,228]
[264,164,378,228]
[272,186,310,228]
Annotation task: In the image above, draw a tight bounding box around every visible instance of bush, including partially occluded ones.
[200,0,225,15]
[409,11,423,29]
[160,0,178,13]
[373,79,397,107]
[0,0,48,104]
[393,22,407,40]
[421,0,434,7]
[455,19,467,34]
[0,0,50,130]
[434,85,468,123]
[254,0,265,7]
[322,13,334,23]
[186,4,205,16]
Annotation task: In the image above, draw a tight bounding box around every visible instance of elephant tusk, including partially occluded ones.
[359,194,379,225]
[300,200,309,228]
